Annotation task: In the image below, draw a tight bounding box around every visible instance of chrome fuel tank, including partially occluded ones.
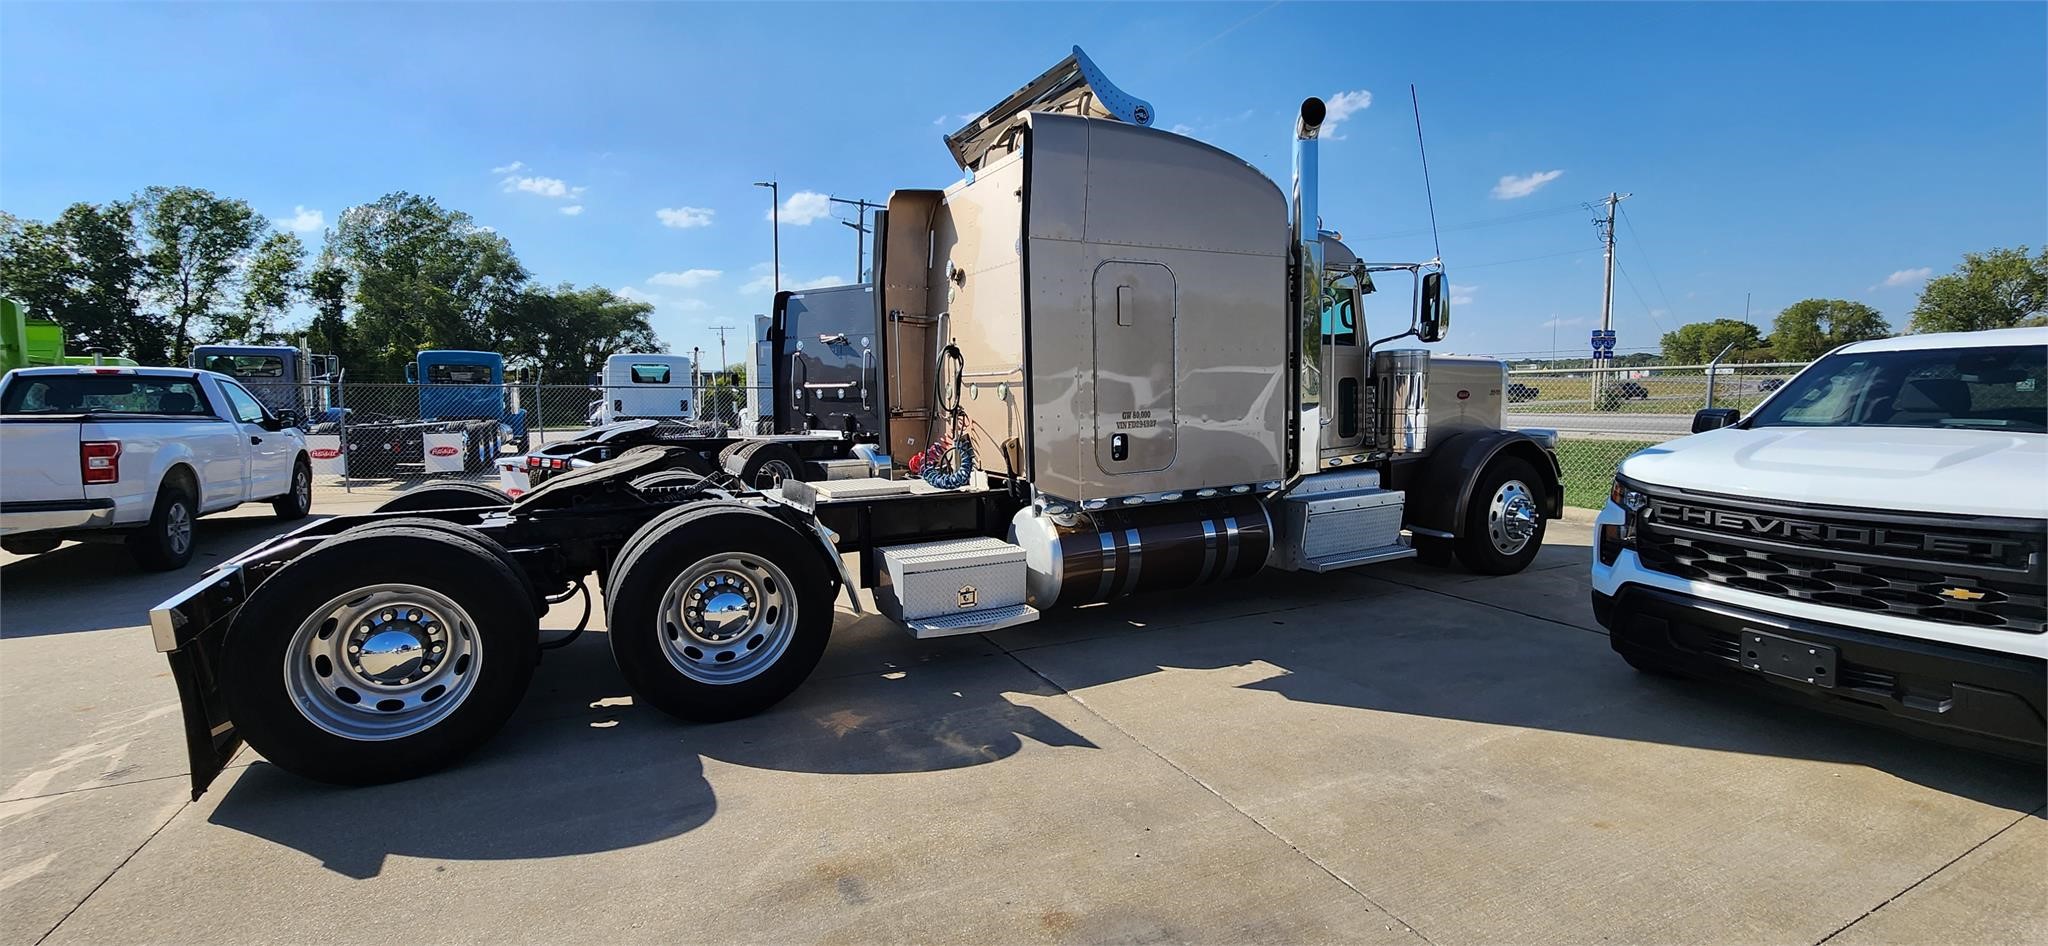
[1008,496,1273,610]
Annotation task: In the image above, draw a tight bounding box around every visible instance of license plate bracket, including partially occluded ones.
[1741,628,1837,689]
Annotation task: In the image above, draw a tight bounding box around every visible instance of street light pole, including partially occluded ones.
[753,181,779,295]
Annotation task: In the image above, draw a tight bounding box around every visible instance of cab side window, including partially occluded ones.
[219,382,268,424]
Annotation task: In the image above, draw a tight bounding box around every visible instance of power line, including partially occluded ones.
[1457,246,1604,270]
[1614,259,1672,334]
[1352,203,1584,242]
[1617,205,1677,316]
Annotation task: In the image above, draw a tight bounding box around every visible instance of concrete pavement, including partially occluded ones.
[2,509,2041,945]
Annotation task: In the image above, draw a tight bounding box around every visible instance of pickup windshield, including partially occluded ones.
[1746,344,2046,433]
[1,376,212,416]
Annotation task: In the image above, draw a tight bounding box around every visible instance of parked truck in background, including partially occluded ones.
[189,343,340,422]
[151,47,1564,795]
[335,349,531,476]
[1,365,312,569]
[1594,327,2047,758]
[1,298,140,373]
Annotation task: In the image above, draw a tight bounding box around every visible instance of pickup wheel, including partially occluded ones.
[272,455,313,520]
[1452,457,1548,575]
[605,504,833,722]
[127,477,197,571]
[377,481,509,513]
[221,526,538,785]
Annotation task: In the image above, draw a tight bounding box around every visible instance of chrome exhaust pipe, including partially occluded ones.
[1292,97,1326,477]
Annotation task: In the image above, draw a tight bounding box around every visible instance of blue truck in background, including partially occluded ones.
[189,344,340,422]
[339,349,530,476]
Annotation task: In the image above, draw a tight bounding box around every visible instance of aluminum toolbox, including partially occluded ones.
[875,535,1038,638]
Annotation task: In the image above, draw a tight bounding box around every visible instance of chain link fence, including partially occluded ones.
[1504,360,1811,508]
[240,379,774,503]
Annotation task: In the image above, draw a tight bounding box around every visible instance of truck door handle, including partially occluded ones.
[251,436,264,444]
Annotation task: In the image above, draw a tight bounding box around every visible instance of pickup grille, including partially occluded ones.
[1633,489,2046,635]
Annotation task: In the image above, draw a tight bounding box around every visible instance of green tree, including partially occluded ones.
[503,283,663,383]
[305,245,355,363]
[330,193,529,377]
[225,231,306,344]
[0,203,163,362]
[1659,318,1764,363]
[135,186,266,361]
[1770,298,1890,361]
[1908,246,2048,333]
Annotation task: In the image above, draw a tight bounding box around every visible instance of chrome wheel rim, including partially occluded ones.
[294,465,311,508]
[166,502,192,555]
[657,551,797,684]
[1488,479,1540,555]
[284,584,483,740]
[752,459,796,490]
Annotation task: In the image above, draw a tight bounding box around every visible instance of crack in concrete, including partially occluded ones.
[31,797,190,946]
[1811,805,2043,946]
[989,636,1441,946]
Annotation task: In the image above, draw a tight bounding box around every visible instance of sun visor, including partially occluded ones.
[943,45,1154,172]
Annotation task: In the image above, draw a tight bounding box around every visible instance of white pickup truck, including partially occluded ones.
[0,366,313,569]
[1593,327,2047,758]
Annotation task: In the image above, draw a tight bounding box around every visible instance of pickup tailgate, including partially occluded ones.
[0,419,82,503]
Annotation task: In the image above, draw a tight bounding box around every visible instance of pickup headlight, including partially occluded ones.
[1599,476,1645,565]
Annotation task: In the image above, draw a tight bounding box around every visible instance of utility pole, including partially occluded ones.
[709,324,736,373]
[1588,191,1631,407]
[753,181,780,295]
[829,196,882,281]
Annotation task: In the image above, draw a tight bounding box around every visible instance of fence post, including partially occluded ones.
[1704,341,1737,409]
[337,372,351,493]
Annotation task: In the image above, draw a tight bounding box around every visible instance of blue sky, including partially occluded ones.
[3,2,2042,363]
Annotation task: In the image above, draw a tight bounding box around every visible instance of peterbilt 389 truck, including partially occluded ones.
[150,48,1562,794]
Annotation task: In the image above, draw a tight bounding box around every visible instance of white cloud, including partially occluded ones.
[648,268,721,289]
[276,206,324,233]
[656,206,715,229]
[618,285,709,313]
[559,205,584,216]
[1492,170,1565,200]
[771,191,832,226]
[791,275,845,290]
[616,286,658,304]
[1322,89,1373,139]
[1879,266,1933,288]
[740,262,842,295]
[674,298,709,311]
[502,174,586,199]
[1539,316,1591,329]
[932,114,948,126]
[1449,284,1477,307]
[1169,123,1196,137]
[490,161,525,175]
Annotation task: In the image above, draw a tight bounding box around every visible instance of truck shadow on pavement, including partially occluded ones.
[0,515,318,638]
[202,551,2039,880]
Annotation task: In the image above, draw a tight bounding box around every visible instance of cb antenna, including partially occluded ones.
[1410,84,1442,261]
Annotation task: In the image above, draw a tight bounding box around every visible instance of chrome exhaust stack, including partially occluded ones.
[1292,97,1327,477]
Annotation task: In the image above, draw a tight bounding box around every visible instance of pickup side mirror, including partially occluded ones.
[1417,271,1448,343]
[274,409,301,430]
[1692,408,1740,433]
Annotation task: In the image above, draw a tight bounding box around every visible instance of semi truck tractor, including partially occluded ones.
[151,47,1562,794]
[188,343,339,421]
[337,349,531,476]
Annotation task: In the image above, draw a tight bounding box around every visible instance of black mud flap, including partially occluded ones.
[152,564,249,799]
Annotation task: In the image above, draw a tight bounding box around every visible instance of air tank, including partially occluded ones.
[1008,496,1274,610]
[1373,349,1429,454]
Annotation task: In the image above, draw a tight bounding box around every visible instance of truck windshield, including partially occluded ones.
[1746,344,2045,433]
[203,355,285,378]
[427,364,493,384]
[2,376,212,416]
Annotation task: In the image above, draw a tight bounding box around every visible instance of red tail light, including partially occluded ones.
[80,441,121,484]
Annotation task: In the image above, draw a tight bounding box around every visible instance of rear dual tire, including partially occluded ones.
[606,504,833,722]
[221,524,538,786]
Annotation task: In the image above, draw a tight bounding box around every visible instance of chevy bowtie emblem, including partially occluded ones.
[1938,587,1986,601]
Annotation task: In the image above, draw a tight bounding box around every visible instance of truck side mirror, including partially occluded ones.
[1418,271,1448,343]
[272,409,300,430]
[405,363,418,383]
[1692,408,1740,433]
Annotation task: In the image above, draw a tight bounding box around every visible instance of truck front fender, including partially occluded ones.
[1399,429,1563,538]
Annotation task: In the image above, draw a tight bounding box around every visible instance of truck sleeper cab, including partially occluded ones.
[151,47,1561,796]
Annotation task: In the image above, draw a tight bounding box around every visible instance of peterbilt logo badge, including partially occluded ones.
[958,585,978,609]
[1647,501,2012,559]
[428,446,461,458]
[1939,587,1987,601]
[308,447,341,460]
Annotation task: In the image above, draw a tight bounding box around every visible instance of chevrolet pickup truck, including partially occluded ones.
[0,366,313,569]
[1594,327,2047,758]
